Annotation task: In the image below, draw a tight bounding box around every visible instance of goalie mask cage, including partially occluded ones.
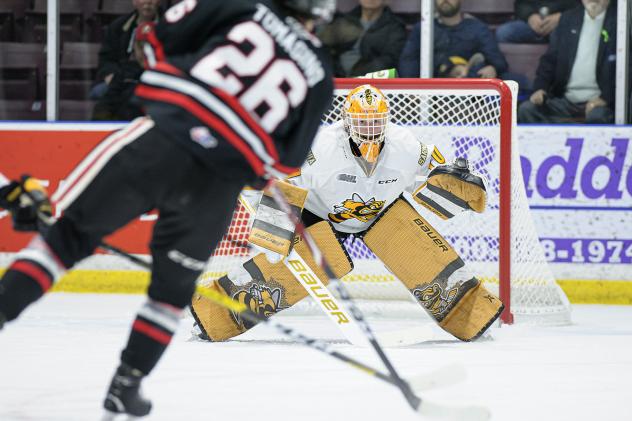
[200,78,571,326]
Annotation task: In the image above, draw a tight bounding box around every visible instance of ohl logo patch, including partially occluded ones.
[231,284,285,328]
[328,193,385,223]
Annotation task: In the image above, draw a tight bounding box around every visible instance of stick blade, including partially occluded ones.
[408,363,467,393]
[417,401,491,421]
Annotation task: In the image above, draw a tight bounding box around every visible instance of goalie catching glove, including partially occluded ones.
[414,158,487,220]
[0,175,52,232]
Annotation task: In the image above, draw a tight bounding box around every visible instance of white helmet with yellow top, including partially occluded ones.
[342,84,389,175]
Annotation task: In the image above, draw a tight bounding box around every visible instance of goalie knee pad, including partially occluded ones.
[363,197,503,341]
[190,221,352,341]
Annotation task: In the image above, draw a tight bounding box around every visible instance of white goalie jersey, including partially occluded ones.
[288,120,445,234]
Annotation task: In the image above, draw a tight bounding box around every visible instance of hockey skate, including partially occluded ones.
[102,363,152,420]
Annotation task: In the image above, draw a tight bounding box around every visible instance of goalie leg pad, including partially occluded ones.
[363,197,503,341]
[438,281,503,341]
[190,277,248,341]
[191,221,353,341]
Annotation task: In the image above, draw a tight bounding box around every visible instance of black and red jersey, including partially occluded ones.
[135,0,334,182]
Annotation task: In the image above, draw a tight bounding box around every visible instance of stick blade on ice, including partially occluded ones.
[417,401,491,421]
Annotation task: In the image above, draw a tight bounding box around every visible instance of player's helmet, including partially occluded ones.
[281,0,337,23]
[343,84,389,169]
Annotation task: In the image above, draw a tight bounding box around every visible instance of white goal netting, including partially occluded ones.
[199,79,571,326]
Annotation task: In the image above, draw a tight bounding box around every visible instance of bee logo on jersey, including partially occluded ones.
[328,193,385,223]
[231,284,285,328]
[413,282,459,318]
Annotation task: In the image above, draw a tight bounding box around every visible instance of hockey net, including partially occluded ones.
[198,78,571,326]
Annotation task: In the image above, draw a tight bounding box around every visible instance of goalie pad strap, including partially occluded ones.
[363,197,502,341]
[191,221,352,341]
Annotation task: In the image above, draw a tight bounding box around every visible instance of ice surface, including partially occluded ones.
[1,293,631,421]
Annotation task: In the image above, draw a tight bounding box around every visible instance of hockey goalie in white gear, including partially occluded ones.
[190,84,503,343]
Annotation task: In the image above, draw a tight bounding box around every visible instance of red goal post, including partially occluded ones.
[339,77,516,323]
[200,78,571,326]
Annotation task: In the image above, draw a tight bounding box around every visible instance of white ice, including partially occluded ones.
[1,293,631,421]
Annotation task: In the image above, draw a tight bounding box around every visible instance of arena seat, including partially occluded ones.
[0,0,28,41]
[0,42,45,100]
[59,42,100,100]
[21,0,99,42]
[499,42,549,86]
[59,99,96,121]
[462,0,514,27]
[0,99,46,120]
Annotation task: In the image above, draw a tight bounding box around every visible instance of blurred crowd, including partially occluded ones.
[0,0,630,123]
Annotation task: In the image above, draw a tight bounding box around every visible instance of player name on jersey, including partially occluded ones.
[253,4,325,87]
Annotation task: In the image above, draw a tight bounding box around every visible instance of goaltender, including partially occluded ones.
[191,84,504,342]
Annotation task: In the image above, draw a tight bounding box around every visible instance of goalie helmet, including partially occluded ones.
[342,84,389,175]
[280,0,337,23]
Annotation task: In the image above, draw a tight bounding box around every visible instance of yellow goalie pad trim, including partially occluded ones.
[363,197,503,341]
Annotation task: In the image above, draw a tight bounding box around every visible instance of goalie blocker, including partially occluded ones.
[363,196,503,341]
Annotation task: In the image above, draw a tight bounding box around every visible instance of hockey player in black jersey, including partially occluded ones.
[0,0,335,418]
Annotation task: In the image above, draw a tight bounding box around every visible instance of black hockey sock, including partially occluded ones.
[0,259,55,321]
[120,299,182,374]
[0,235,67,323]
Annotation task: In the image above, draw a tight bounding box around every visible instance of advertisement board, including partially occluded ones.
[1,123,631,302]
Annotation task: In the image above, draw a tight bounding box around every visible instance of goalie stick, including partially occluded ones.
[284,247,434,347]
[266,180,491,420]
[28,200,485,420]
[244,187,433,347]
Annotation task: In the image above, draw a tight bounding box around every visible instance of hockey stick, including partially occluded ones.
[266,180,491,420]
[283,247,433,347]
[244,188,433,347]
[91,238,468,397]
[27,205,482,418]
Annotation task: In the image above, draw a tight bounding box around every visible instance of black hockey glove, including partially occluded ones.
[0,175,53,232]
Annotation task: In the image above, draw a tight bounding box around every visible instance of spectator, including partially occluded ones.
[518,0,616,124]
[496,0,578,44]
[399,0,509,79]
[317,0,407,77]
[91,0,161,120]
